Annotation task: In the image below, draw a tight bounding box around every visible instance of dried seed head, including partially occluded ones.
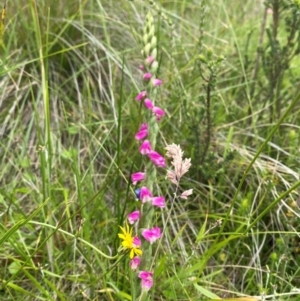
[165,144,184,160]
[165,144,191,184]
[180,189,193,199]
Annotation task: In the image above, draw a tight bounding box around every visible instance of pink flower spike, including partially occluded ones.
[139,64,144,71]
[143,72,152,80]
[148,150,166,168]
[152,106,165,121]
[133,236,141,247]
[138,271,153,291]
[145,55,155,65]
[152,78,162,87]
[140,140,152,155]
[152,196,165,208]
[140,186,152,203]
[135,91,147,101]
[144,98,154,110]
[130,257,141,270]
[135,123,148,141]
[131,172,145,185]
[142,227,161,244]
[127,211,140,224]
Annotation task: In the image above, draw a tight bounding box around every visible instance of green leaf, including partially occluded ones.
[193,283,220,299]
[196,213,208,243]
[8,261,21,275]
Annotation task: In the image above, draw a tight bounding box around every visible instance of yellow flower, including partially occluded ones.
[118,223,142,259]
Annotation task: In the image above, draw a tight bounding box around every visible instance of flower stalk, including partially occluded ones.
[117,11,192,299]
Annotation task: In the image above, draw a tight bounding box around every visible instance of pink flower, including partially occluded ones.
[143,72,152,80]
[140,123,148,131]
[135,123,148,140]
[133,236,142,247]
[140,186,152,203]
[152,106,165,121]
[138,271,153,291]
[140,140,152,155]
[152,78,162,86]
[142,227,161,244]
[139,64,144,71]
[145,55,155,65]
[127,211,140,224]
[148,150,166,168]
[135,91,147,101]
[144,98,154,110]
[152,196,165,208]
[130,256,141,270]
[131,172,145,185]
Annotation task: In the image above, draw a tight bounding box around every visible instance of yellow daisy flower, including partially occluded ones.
[118,223,142,259]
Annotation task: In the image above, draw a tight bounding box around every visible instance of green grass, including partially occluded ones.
[1,0,300,300]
